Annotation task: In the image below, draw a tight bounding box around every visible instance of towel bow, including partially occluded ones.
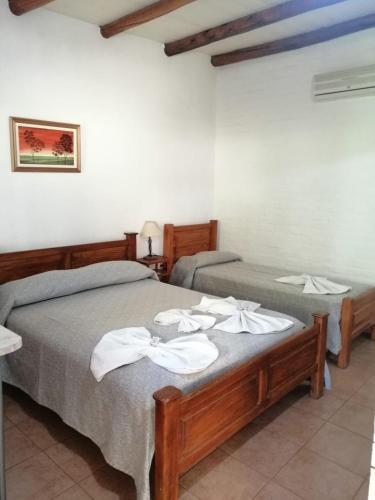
[192,296,260,316]
[214,310,294,334]
[276,274,351,295]
[154,308,216,332]
[90,327,219,381]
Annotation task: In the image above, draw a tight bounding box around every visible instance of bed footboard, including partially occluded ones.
[153,313,327,500]
[339,288,375,368]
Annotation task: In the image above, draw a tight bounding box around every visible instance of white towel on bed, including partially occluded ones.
[90,327,219,381]
[192,296,261,316]
[214,310,294,335]
[275,274,351,294]
[154,309,216,332]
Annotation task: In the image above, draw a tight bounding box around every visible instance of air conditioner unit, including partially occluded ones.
[312,64,375,101]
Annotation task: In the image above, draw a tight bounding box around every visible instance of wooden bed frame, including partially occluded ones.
[0,235,327,500]
[164,219,375,369]
[154,313,327,499]
[0,233,137,284]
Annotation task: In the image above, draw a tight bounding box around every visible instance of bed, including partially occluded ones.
[0,234,327,500]
[164,220,375,369]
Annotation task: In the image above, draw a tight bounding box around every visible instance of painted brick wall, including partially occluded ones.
[214,30,375,284]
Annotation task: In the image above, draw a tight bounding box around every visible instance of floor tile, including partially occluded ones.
[252,395,297,427]
[46,434,105,482]
[275,448,363,500]
[4,393,43,425]
[351,355,375,377]
[222,425,300,478]
[351,377,375,410]
[254,481,303,499]
[352,336,375,357]
[291,390,345,420]
[80,464,137,500]
[328,363,369,400]
[351,351,375,367]
[17,412,78,450]
[306,422,372,478]
[265,407,324,445]
[4,417,14,430]
[181,448,267,500]
[6,452,74,500]
[54,485,93,500]
[179,485,199,499]
[330,400,375,439]
[350,335,375,365]
[5,426,40,469]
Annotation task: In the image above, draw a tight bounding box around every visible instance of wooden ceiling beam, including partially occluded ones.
[9,0,53,15]
[101,0,197,39]
[211,14,375,66]
[165,0,348,56]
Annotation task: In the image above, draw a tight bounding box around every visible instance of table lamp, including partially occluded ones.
[140,221,161,259]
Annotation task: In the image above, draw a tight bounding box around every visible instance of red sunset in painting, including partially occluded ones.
[18,126,74,166]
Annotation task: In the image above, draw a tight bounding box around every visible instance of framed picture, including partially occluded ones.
[10,117,81,173]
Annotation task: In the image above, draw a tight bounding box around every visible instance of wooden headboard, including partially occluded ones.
[0,233,137,284]
[163,220,217,274]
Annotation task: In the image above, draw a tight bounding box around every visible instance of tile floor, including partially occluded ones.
[3,334,375,500]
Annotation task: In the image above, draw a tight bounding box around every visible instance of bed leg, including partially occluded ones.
[153,386,182,500]
[310,313,328,399]
[337,345,351,369]
[338,297,354,369]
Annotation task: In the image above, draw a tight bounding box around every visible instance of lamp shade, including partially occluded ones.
[140,221,161,238]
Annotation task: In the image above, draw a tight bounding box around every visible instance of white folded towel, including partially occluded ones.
[214,310,294,334]
[276,274,351,295]
[192,296,261,316]
[90,327,219,381]
[154,309,216,333]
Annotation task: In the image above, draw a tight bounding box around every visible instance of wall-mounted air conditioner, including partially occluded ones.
[312,64,375,101]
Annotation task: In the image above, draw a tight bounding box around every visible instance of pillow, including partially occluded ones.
[192,251,242,268]
[0,260,157,325]
[170,250,241,289]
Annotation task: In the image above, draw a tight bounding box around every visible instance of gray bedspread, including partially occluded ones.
[0,265,304,500]
[172,256,370,355]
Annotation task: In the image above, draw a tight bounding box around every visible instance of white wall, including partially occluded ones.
[0,3,215,256]
[215,31,375,283]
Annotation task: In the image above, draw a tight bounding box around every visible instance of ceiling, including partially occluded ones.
[44,0,375,56]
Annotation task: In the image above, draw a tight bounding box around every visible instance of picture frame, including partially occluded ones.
[10,117,81,173]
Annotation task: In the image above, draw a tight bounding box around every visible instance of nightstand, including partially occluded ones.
[136,256,169,282]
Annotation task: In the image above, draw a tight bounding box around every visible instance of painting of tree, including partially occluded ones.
[59,134,74,165]
[52,140,64,159]
[23,130,45,161]
[51,134,74,165]
[11,117,80,172]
